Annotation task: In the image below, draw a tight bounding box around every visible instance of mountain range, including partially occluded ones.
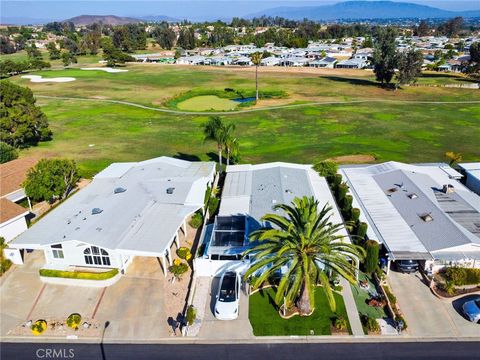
[247,1,480,21]
[1,1,480,25]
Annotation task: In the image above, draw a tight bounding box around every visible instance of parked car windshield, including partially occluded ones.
[219,274,236,302]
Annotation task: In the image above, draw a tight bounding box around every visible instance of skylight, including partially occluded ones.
[420,213,433,222]
[91,208,103,215]
[166,187,175,194]
[114,187,126,194]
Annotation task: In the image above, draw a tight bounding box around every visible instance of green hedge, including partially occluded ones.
[445,267,480,286]
[39,268,119,280]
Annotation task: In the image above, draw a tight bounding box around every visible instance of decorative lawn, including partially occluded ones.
[350,272,386,319]
[176,95,238,111]
[248,287,350,336]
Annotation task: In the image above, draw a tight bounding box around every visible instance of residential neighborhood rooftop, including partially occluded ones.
[342,161,480,261]
[11,157,215,256]
[0,157,39,199]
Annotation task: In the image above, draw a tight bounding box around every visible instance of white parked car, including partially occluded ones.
[214,271,241,320]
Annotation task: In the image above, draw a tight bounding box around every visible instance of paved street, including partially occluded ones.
[197,276,254,339]
[387,270,480,337]
[2,341,480,360]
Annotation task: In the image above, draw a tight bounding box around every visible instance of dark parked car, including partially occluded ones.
[396,260,419,273]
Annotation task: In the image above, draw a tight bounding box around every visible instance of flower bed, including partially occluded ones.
[39,268,118,280]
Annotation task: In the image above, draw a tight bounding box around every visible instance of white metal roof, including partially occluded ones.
[342,161,480,260]
[11,157,215,256]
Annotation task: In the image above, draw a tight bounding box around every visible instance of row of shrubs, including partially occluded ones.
[315,161,379,275]
[39,268,119,280]
[444,267,480,286]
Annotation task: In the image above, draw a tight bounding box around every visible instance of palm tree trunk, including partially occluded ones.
[255,65,259,101]
[297,281,312,316]
[226,148,230,166]
[218,143,223,169]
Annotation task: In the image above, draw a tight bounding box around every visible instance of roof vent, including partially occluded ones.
[91,208,103,215]
[420,213,433,222]
[408,193,418,199]
[114,187,126,194]
[442,184,455,194]
[166,187,175,195]
[387,187,398,194]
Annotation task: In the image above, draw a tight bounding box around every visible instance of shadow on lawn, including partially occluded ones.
[258,287,280,311]
[420,72,478,83]
[206,151,226,165]
[173,152,201,162]
[322,76,379,87]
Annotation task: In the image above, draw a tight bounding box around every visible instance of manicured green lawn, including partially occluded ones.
[248,287,350,336]
[21,97,480,178]
[350,272,386,319]
[4,64,478,177]
[176,95,238,111]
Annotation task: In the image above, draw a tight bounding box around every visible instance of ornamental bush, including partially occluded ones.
[356,222,368,241]
[189,212,203,229]
[208,196,220,217]
[445,267,480,286]
[313,160,338,179]
[176,247,192,261]
[334,316,348,331]
[364,240,380,275]
[66,313,82,329]
[31,319,47,335]
[361,315,380,333]
[351,208,361,223]
[169,261,189,280]
[186,305,197,326]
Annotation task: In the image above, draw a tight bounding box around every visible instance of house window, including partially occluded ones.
[84,248,93,265]
[51,244,64,259]
[84,246,111,266]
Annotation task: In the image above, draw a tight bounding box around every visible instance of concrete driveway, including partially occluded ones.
[387,270,480,337]
[0,253,169,340]
[198,276,253,340]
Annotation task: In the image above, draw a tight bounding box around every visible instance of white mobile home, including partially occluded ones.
[8,157,215,276]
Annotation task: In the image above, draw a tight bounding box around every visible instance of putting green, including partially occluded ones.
[176,95,238,111]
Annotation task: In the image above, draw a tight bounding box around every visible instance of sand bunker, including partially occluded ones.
[81,67,128,73]
[22,75,76,83]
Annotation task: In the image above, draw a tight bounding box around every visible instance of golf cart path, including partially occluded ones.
[35,95,480,116]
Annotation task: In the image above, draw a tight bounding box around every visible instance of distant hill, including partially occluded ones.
[247,1,480,21]
[64,15,142,26]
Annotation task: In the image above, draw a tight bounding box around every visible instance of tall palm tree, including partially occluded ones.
[223,122,237,166]
[250,52,262,101]
[244,196,365,316]
[225,136,239,166]
[202,116,227,169]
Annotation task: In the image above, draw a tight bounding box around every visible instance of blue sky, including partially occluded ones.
[2,1,479,23]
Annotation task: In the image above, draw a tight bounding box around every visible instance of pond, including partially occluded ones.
[232,97,256,103]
